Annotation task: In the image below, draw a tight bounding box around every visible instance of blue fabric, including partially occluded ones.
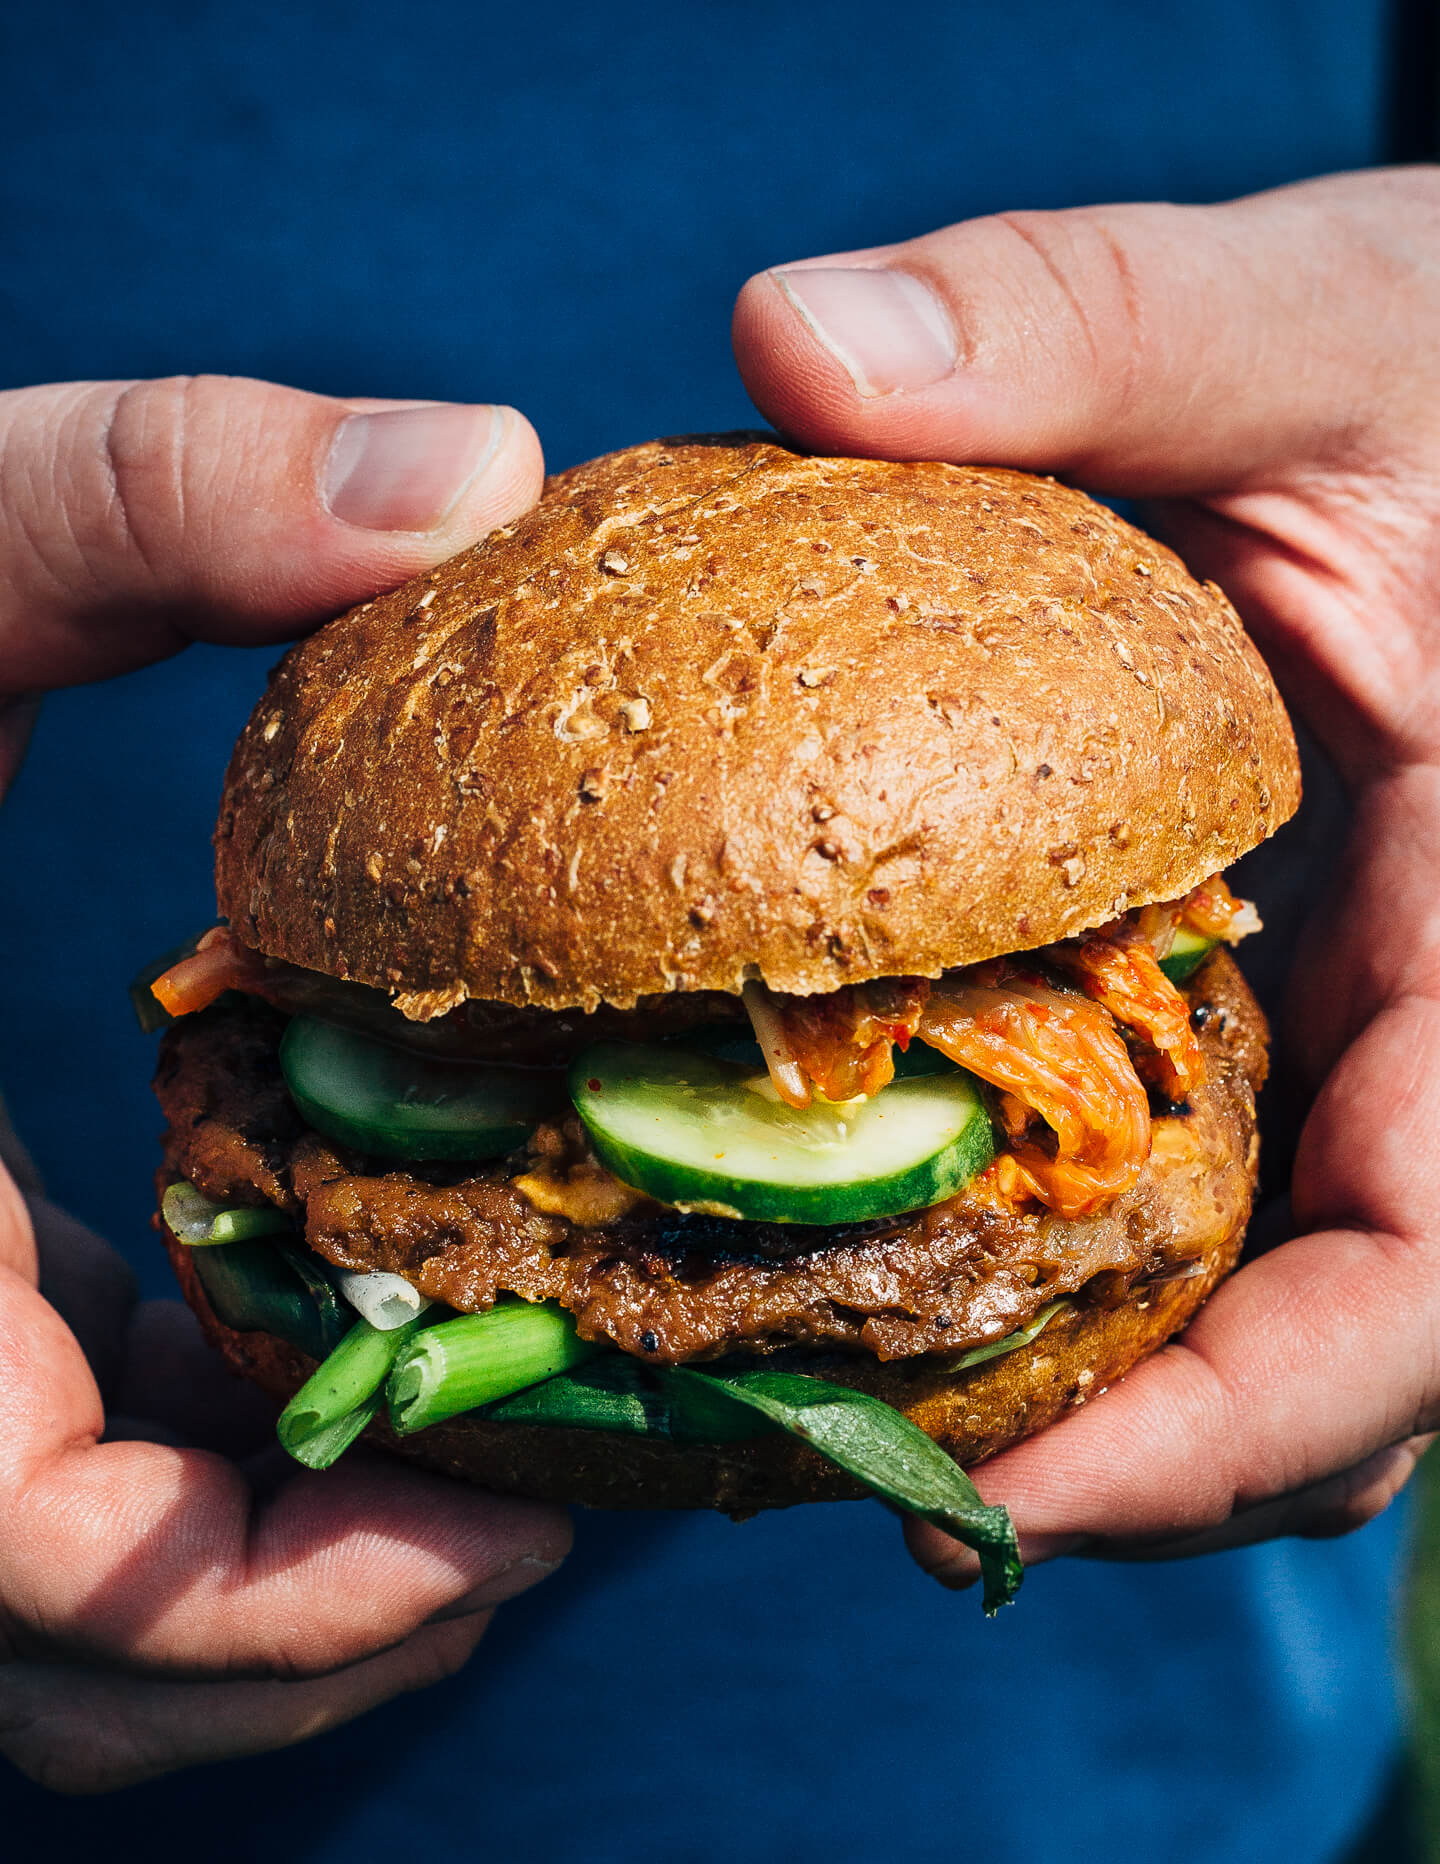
[0,2,1405,1857]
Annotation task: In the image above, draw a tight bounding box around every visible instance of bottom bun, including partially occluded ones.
[164,1220,1243,1514]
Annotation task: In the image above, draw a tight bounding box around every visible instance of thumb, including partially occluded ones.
[0,375,544,693]
[732,169,1440,493]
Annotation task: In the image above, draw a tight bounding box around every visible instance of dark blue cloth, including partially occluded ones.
[0,4,1405,1858]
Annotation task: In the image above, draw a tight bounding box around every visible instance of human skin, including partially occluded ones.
[731,166,1440,1583]
[0,383,572,1790]
[3,166,1435,1784]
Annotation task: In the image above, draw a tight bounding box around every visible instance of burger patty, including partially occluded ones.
[154,952,1266,1364]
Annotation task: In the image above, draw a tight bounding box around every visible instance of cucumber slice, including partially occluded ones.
[280,1016,561,1160]
[1159,926,1218,985]
[569,1042,994,1224]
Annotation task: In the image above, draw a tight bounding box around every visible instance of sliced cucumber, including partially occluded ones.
[280,1016,561,1161]
[1159,926,1218,985]
[569,1042,994,1224]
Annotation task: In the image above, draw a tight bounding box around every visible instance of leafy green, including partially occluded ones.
[486,1357,769,1442]
[189,1237,350,1364]
[490,1356,1024,1613]
[671,1368,1023,1615]
[952,1299,1068,1370]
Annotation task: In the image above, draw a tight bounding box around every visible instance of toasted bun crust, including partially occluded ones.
[164,1217,1241,1513]
[216,438,1300,1013]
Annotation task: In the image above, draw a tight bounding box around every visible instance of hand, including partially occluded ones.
[0,376,567,1788]
[732,168,1440,1582]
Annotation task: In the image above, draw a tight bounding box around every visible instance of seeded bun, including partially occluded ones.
[215,437,1300,1016]
[163,1215,1242,1512]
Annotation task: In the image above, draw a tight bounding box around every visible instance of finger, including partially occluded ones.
[1095,1434,1436,1560]
[28,1196,137,1401]
[903,1437,1435,1586]
[0,1162,35,1285]
[902,1514,1083,1591]
[114,1299,283,1458]
[0,376,545,693]
[0,694,40,803]
[901,990,1440,1583]
[0,1261,571,1677]
[0,1612,492,1795]
[732,168,1440,493]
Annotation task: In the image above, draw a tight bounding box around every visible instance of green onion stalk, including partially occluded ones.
[278,1313,431,1469]
[388,1300,601,1435]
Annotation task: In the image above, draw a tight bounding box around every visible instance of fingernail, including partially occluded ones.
[324,403,504,531]
[925,1549,980,1591]
[424,1554,565,1623]
[772,267,957,398]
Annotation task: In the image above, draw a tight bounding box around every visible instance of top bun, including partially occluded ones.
[215,437,1300,1015]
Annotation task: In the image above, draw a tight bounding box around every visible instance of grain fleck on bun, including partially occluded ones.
[215,436,1300,1013]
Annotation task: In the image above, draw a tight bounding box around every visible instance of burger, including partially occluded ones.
[141,436,1299,1611]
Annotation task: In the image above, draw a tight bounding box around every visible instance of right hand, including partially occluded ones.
[731,167,1440,1582]
[0,374,566,1792]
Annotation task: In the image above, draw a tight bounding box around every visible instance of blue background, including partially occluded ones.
[0,4,1408,1859]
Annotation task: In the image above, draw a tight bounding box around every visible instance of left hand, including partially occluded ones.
[0,374,570,1790]
[731,168,1440,1582]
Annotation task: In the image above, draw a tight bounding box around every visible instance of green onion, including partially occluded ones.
[388,1300,601,1435]
[281,1393,385,1470]
[162,1180,293,1247]
[189,1237,351,1363]
[952,1299,1068,1370]
[332,1266,433,1330]
[278,1314,430,1466]
[487,1357,769,1442]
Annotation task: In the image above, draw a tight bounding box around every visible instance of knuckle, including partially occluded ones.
[0,376,196,615]
[984,204,1163,456]
[0,1704,150,1797]
[404,1618,491,1692]
[96,374,196,589]
[1295,1445,1422,1540]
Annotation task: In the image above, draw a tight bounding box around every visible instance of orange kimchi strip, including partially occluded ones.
[1181,874,1262,944]
[916,970,1151,1218]
[150,926,268,1017]
[1045,930,1205,1101]
[742,977,930,1108]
